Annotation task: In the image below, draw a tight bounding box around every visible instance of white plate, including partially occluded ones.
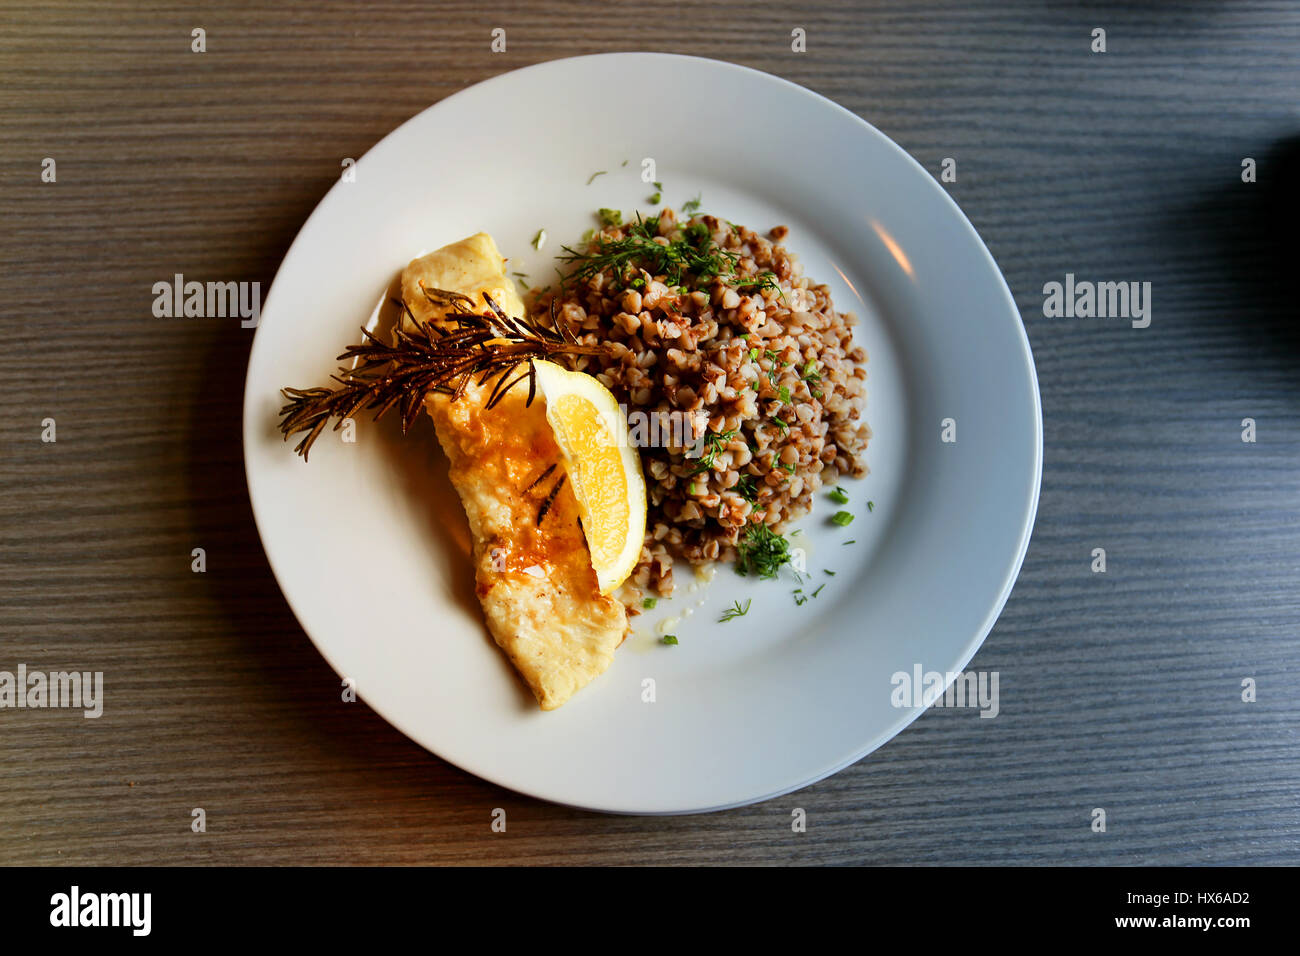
[243,53,1042,814]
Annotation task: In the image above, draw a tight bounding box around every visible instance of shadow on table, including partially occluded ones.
[1186,132,1300,360]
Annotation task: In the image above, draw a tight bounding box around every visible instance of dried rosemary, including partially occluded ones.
[277,286,603,460]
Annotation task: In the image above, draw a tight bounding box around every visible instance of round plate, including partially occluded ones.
[243,53,1042,814]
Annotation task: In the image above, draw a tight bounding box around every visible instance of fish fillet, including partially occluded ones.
[400,233,628,710]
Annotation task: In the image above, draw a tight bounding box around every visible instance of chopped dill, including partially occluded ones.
[531,229,546,251]
[736,523,791,579]
[824,569,836,576]
[793,589,808,606]
[662,634,679,645]
[734,473,759,502]
[587,170,607,185]
[649,192,661,204]
[718,599,751,623]
[832,511,855,527]
[642,597,657,609]
[733,271,782,295]
[842,539,856,545]
[811,583,826,599]
[688,428,738,475]
[681,193,702,214]
[598,207,622,227]
[829,486,849,505]
[867,500,875,512]
[557,211,754,292]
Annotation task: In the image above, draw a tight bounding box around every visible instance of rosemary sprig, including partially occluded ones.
[277,287,604,460]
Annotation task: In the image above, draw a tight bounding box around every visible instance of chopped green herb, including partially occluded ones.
[654,181,663,191]
[734,271,782,296]
[772,417,789,435]
[761,351,782,385]
[681,193,702,214]
[867,500,875,512]
[587,170,607,185]
[649,192,661,204]
[581,227,595,243]
[736,522,791,579]
[662,634,679,645]
[531,229,546,251]
[778,385,791,404]
[556,211,752,292]
[824,569,836,576]
[631,214,660,239]
[621,159,628,167]
[734,473,759,502]
[689,482,703,495]
[793,590,808,606]
[802,359,821,381]
[811,583,826,599]
[842,539,856,545]
[831,511,855,527]
[829,486,849,505]
[642,597,657,609]
[598,207,622,228]
[718,599,751,623]
[688,428,738,475]
[778,460,796,474]
[748,347,759,362]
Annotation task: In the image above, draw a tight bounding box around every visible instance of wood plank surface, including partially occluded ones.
[1,0,1297,865]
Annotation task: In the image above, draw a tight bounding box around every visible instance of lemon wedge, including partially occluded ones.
[531,360,647,594]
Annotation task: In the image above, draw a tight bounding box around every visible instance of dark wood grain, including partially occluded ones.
[1,0,1298,865]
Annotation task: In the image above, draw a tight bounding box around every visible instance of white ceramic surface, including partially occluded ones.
[242,53,1042,814]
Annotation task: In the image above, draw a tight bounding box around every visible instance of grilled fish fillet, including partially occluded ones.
[400,233,627,710]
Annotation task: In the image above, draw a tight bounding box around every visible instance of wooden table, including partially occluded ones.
[2,1,1297,865]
